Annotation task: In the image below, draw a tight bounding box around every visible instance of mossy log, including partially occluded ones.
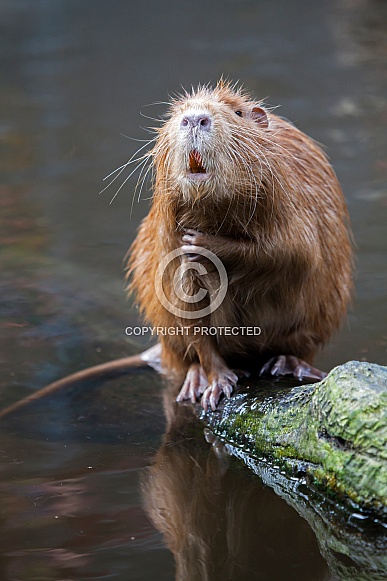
[198,361,387,514]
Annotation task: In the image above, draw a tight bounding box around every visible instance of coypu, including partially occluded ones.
[128,80,353,410]
[0,80,352,419]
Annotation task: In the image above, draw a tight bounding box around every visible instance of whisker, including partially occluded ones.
[120,133,157,143]
[142,101,171,107]
[130,157,153,217]
[102,154,148,182]
[109,156,149,205]
[100,136,154,198]
[136,162,153,202]
[140,111,163,123]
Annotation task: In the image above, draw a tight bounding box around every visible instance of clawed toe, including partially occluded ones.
[260,355,326,381]
[201,370,238,411]
[176,364,209,403]
[177,364,240,410]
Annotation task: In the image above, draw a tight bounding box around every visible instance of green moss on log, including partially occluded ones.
[200,361,387,512]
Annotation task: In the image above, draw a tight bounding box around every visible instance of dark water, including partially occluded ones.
[1,0,386,579]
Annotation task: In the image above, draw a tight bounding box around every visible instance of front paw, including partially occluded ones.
[181,228,219,263]
[181,245,203,262]
[182,229,206,261]
[182,228,207,247]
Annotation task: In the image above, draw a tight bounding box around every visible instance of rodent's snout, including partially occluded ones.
[180,113,212,132]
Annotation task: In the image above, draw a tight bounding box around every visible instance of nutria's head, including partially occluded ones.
[153,81,270,201]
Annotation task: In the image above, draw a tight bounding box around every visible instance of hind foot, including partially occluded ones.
[260,355,326,381]
[176,363,209,404]
[201,369,239,412]
[177,364,241,411]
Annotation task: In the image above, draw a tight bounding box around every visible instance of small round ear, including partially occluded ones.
[251,106,269,128]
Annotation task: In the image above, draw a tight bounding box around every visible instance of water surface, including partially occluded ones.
[1,1,386,579]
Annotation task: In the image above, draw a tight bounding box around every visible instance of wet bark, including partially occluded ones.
[198,361,387,513]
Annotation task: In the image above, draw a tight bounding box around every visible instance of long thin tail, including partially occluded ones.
[0,343,162,419]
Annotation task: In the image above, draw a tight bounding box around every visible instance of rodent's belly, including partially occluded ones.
[177,260,301,356]
[206,285,301,359]
[208,294,269,353]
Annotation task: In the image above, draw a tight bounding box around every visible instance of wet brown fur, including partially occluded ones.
[127,81,353,388]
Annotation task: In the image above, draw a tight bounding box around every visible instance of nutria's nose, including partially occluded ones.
[180,113,212,131]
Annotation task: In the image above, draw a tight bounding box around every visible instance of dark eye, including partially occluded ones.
[235,110,243,117]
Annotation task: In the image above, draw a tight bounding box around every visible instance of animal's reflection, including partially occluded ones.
[141,386,330,581]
